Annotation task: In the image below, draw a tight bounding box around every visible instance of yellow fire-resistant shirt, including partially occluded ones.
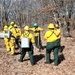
[13,27,21,38]
[44,29,60,42]
[8,25,13,30]
[8,25,15,37]
[16,28,21,36]
[20,31,35,44]
[30,27,43,37]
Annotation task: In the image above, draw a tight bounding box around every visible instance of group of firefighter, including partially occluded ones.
[3,22,61,66]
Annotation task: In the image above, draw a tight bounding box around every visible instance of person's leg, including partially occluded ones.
[10,38,15,55]
[16,36,20,48]
[35,37,39,47]
[39,36,44,50]
[53,47,59,65]
[45,49,51,63]
[45,42,54,63]
[28,50,34,65]
[19,48,26,62]
[11,46,15,55]
[4,38,10,51]
[6,39,10,51]
[58,39,62,52]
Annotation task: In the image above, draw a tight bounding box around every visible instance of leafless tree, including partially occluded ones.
[0,0,75,37]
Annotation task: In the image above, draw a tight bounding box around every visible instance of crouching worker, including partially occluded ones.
[18,26,36,65]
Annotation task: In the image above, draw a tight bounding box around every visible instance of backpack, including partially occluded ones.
[5,30,11,38]
[21,33,30,48]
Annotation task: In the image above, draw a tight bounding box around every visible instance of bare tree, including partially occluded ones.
[0,0,75,37]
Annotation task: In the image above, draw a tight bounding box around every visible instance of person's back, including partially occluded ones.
[8,22,15,38]
[44,29,59,42]
[44,23,60,66]
[17,27,21,37]
[12,24,21,48]
[18,26,36,65]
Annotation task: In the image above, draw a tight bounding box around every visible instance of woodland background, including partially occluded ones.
[0,0,75,37]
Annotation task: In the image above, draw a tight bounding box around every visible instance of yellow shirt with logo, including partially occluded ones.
[44,29,60,42]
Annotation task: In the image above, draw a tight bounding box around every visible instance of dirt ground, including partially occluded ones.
[0,30,75,75]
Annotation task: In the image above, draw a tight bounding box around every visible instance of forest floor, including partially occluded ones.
[0,30,75,75]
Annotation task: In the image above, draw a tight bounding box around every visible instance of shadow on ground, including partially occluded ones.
[58,53,65,65]
[34,54,45,63]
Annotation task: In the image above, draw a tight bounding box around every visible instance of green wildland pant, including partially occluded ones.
[46,40,60,65]
[35,36,43,49]
[19,44,34,65]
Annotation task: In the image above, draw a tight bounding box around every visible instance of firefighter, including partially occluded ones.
[8,21,15,30]
[55,24,61,52]
[8,21,15,55]
[55,24,61,40]
[30,23,43,51]
[13,24,21,48]
[44,23,60,66]
[3,25,10,51]
[18,26,36,65]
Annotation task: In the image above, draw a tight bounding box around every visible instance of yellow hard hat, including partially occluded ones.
[24,26,29,30]
[14,24,17,27]
[4,25,8,30]
[48,23,54,28]
[10,21,15,25]
[55,24,59,28]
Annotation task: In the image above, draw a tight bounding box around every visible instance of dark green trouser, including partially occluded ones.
[46,40,60,65]
[19,46,34,65]
[58,39,62,52]
[35,36,43,49]
[15,36,20,48]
